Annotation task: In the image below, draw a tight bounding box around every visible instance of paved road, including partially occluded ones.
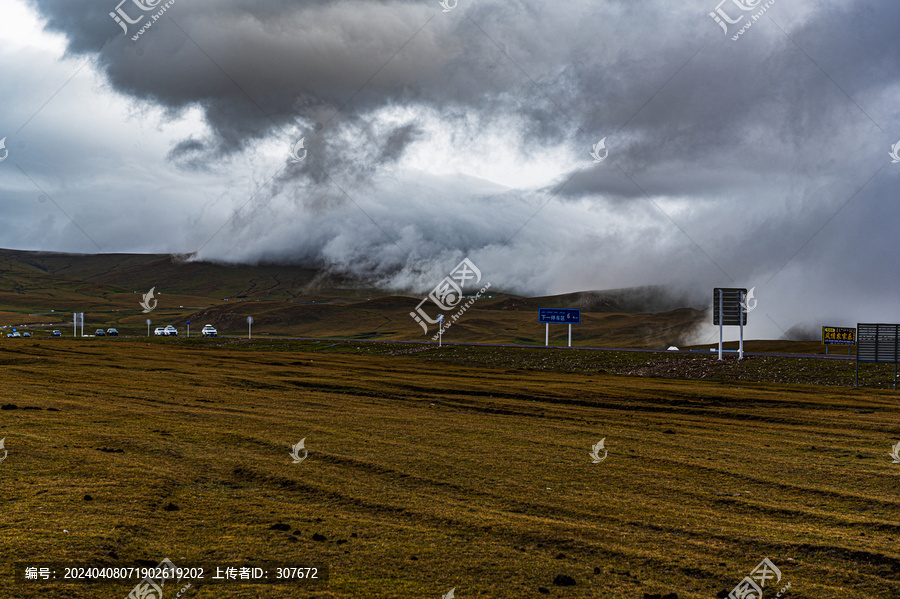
[270,336,857,361]
[10,330,854,361]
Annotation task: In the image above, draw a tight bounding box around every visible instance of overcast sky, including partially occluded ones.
[1,0,899,339]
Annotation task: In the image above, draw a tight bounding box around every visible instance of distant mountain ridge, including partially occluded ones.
[0,248,327,300]
[0,247,697,312]
[0,248,704,347]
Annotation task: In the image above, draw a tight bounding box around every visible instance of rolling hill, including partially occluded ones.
[0,248,706,347]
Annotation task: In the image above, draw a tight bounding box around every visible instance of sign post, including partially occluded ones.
[538,308,581,347]
[437,314,444,347]
[186,320,190,338]
[713,288,748,360]
[822,326,855,355]
[146,318,151,336]
[247,316,254,339]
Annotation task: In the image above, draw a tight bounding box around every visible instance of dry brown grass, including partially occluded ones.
[1,339,898,598]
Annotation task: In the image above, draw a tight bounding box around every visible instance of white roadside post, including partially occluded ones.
[186,320,190,338]
[718,288,724,361]
[545,323,549,347]
[438,314,444,347]
[146,318,151,336]
[247,316,253,339]
[568,323,572,347]
[739,290,745,360]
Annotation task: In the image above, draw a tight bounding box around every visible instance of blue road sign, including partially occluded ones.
[538,308,581,324]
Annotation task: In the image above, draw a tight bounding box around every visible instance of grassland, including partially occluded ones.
[2,338,899,599]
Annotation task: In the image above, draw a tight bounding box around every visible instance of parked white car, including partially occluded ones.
[154,327,167,336]
[201,324,217,337]
[164,325,178,336]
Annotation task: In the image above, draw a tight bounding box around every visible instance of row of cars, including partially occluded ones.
[154,324,218,337]
[7,325,218,337]
[8,328,119,337]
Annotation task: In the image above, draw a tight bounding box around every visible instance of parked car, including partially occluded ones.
[107,328,119,336]
[22,332,31,338]
[164,325,178,336]
[94,329,106,336]
[154,327,166,336]
[6,332,20,338]
[51,330,61,337]
[201,324,218,337]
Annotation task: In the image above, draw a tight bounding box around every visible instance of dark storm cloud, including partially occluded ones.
[24,0,721,158]
[24,0,900,165]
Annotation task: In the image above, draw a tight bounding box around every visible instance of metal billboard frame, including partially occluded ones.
[713,288,748,360]
[855,323,900,390]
